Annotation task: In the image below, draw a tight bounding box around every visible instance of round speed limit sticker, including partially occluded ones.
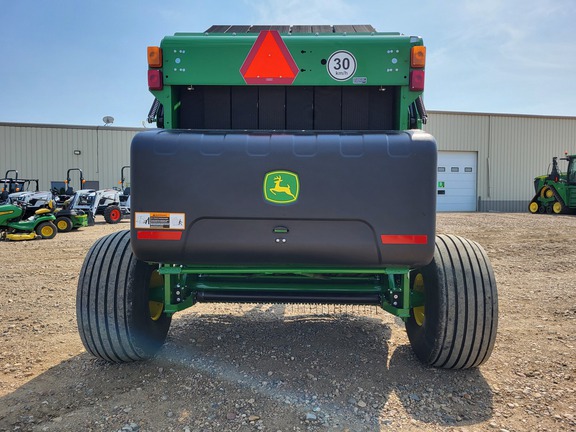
[326,50,357,81]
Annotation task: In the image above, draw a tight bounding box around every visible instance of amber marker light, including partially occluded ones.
[411,46,426,68]
[147,46,163,68]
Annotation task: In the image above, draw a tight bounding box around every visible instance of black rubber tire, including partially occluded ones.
[406,234,498,369]
[35,221,57,239]
[76,230,171,362]
[55,216,73,232]
[104,205,122,224]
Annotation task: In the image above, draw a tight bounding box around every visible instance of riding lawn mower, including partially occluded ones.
[0,200,58,241]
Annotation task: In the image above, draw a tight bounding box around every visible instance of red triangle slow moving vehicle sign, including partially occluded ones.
[240,30,299,85]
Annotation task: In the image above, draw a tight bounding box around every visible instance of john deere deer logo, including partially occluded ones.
[264,171,299,204]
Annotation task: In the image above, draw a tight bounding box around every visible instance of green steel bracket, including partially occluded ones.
[397,86,422,130]
[381,272,411,319]
[162,270,194,315]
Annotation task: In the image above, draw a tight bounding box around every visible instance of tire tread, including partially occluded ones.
[406,234,498,369]
[76,230,169,362]
[434,234,498,369]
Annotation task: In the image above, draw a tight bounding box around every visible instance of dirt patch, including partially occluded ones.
[1,214,575,431]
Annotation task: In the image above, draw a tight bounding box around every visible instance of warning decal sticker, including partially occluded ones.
[135,212,185,230]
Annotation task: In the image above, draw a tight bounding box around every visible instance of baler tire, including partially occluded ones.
[405,234,498,369]
[76,230,171,362]
[104,205,122,224]
[55,216,73,232]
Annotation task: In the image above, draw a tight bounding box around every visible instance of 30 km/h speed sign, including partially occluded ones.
[326,50,357,81]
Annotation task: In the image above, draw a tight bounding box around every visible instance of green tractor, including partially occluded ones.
[77,25,498,369]
[529,153,576,214]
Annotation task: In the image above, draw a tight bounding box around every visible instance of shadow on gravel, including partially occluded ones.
[0,309,493,431]
[388,345,494,425]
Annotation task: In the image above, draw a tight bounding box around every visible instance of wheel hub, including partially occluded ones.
[413,273,425,326]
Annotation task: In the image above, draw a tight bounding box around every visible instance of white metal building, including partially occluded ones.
[424,111,576,212]
[1,123,138,194]
[2,111,576,212]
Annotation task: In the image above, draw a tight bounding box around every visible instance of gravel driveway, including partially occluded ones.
[0,213,575,431]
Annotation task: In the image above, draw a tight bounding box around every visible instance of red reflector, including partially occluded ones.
[137,230,182,241]
[240,30,299,85]
[148,70,163,90]
[410,70,425,91]
[381,235,428,245]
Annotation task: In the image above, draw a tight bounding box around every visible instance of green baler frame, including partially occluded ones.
[143,25,429,319]
[76,25,499,370]
[149,26,426,130]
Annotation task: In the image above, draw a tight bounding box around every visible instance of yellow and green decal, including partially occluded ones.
[263,170,299,204]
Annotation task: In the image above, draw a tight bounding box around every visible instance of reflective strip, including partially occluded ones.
[137,230,182,241]
[381,235,428,245]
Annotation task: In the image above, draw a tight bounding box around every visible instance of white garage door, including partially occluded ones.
[437,151,477,212]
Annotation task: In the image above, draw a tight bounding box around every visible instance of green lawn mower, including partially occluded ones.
[54,199,89,232]
[0,200,58,241]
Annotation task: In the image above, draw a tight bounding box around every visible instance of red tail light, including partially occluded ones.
[148,70,163,91]
[410,70,425,91]
[381,234,428,245]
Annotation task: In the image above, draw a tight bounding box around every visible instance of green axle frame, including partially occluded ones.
[153,265,424,319]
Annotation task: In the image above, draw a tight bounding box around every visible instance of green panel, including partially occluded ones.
[160,34,416,87]
[568,186,576,208]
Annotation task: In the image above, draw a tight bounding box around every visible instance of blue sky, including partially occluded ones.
[1,0,574,127]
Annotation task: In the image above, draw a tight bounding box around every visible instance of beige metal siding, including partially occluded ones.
[2,113,576,212]
[0,123,139,193]
[96,128,135,189]
[489,115,576,202]
[426,112,576,212]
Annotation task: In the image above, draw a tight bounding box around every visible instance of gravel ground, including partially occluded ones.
[0,213,575,432]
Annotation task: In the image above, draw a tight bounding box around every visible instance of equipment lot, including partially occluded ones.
[0,213,574,431]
